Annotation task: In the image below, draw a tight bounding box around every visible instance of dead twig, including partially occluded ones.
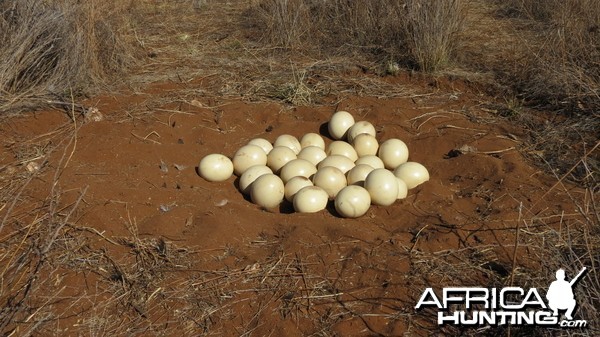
[130,131,161,145]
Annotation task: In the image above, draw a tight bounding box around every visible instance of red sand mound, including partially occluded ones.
[0,82,586,335]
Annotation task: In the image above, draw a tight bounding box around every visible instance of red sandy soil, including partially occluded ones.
[1,1,592,335]
[0,75,585,335]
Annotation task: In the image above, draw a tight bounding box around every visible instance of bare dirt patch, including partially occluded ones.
[1,0,597,336]
[2,78,594,335]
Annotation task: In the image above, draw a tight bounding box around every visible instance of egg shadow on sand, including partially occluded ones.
[280,199,343,217]
[325,200,343,218]
[232,177,254,204]
[319,122,333,140]
[279,200,295,214]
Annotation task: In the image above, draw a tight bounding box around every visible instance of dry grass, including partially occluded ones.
[250,0,408,73]
[0,126,597,335]
[464,0,600,115]
[503,0,600,113]
[403,0,465,72]
[254,0,597,111]
[0,0,137,113]
[0,1,598,336]
[2,131,595,336]
[454,0,599,184]
[252,0,405,52]
[251,0,464,72]
[520,114,600,185]
[0,117,83,334]
[252,0,312,48]
[406,168,599,336]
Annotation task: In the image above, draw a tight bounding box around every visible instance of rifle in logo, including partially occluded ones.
[546,267,587,320]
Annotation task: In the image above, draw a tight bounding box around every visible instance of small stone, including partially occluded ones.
[190,100,204,108]
[84,107,104,122]
[26,161,40,173]
[160,160,168,173]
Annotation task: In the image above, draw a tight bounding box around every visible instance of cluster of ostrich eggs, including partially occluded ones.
[198,110,429,218]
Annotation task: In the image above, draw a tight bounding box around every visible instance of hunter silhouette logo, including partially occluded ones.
[546,267,587,321]
[415,267,589,328]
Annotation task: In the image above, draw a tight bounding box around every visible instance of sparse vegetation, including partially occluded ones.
[0,0,136,113]
[251,0,405,59]
[253,0,312,48]
[252,0,464,71]
[0,0,598,336]
[404,0,465,72]
[253,0,598,113]
[272,68,314,105]
[498,0,600,114]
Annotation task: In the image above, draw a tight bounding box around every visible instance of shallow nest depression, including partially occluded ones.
[0,0,599,336]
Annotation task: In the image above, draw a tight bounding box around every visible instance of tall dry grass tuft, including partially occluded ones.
[403,0,465,72]
[314,0,405,52]
[254,0,401,50]
[0,0,137,113]
[251,0,464,72]
[502,0,600,113]
[253,0,312,48]
[252,0,402,55]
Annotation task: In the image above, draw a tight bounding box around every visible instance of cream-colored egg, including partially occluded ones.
[199,154,234,182]
[248,138,273,155]
[393,162,430,189]
[378,139,409,169]
[364,168,399,206]
[328,111,355,140]
[239,165,273,194]
[352,133,379,157]
[312,166,348,199]
[396,177,408,199]
[284,176,313,202]
[347,121,376,143]
[327,141,358,162]
[267,146,297,173]
[274,134,301,154]
[232,144,268,176]
[297,146,327,166]
[250,174,285,208]
[279,159,317,183]
[346,164,375,186]
[293,186,329,213]
[317,155,355,174]
[300,133,325,150]
[334,185,371,218]
[355,155,385,169]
